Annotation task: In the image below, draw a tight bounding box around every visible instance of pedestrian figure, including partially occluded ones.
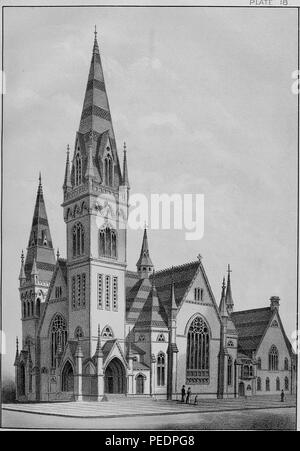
[181,385,186,403]
[281,389,285,402]
[194,394,198,405]
[186,387,191,404]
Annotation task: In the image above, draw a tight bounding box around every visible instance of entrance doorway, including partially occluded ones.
[104,358,126,394]
[61,361,74,392]
[238,382,245,397]
[136,374,145,394]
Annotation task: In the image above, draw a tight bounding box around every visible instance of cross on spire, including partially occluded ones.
[94,25,97,40]
[227,264,232,274]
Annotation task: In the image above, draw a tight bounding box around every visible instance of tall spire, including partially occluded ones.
[136,226,154,278]
[79,27,115,139]
[219,276,228,318]
[225,264,234,314]
[63,145,72,191]
[24,175,56,282]
[122,142,130,187]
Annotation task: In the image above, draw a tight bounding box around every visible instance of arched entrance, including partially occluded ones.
[238,382,245,397]
[104,358,126,394]
[61,361,74,392]
[136,374,145,394]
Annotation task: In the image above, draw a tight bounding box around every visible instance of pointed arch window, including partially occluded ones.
[266,377,270,391]
[284,358,289,371]
[75,153,82,186]
[99,226,117,258]
[276,377,280,391]
[257,357,261,370]
[104,152,113,186]
[186,316,210,384]
[257,377,261,391]
[36,298,41,317]
[157,352,166,386]
[50,314,67,368]
[72,222,84,257]
[227,356,233,386]
[285,377,289,391]
[268,345,279,371]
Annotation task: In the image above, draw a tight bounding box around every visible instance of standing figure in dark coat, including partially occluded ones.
[281,390,285,402]
[186,387,191,404]
[181,385,186,403]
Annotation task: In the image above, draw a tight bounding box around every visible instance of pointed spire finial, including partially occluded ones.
[39,172,42,185]
[122,141,130,187]
[56,248,60,260]
[94,24,97,39]
[95,323,103,358]
[21,250,24,265]
[123,141,127,152]
[16,337,19,353]
[225,263,234,314]
[67,144,70,154]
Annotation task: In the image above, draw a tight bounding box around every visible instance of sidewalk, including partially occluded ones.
[2,394,296,419]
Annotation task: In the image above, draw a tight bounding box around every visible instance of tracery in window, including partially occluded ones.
[186,316,209,384]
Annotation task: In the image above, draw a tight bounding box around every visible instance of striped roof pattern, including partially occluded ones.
[126,261,201,326]
[24,177,56,282]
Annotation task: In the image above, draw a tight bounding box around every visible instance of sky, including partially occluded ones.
[2,6,298,377]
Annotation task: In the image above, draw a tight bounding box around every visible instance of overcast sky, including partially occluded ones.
[2,6,298,377]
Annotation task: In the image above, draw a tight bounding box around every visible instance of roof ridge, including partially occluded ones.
[232,307,270,315]
[153,260,200,276]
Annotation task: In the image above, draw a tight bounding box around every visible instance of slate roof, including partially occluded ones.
[24,177,56,282]
[126,261,201,327]
[231,307,272,356]
[134,280,168,329]
[133,361,150,371]
[231,307,293,357]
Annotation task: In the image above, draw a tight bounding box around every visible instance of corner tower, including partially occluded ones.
[62,29,130,356]
[19,175,56,368]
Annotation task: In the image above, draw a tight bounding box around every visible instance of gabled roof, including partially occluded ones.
[150,261,201,316]
[232,306,293,357]
[125,259,220,327]
[231,307,272,356]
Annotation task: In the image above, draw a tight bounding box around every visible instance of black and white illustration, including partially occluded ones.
[1,3,298,431]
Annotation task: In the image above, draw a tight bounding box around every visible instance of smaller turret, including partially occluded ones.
[122,142,130,187]
[136,227,154,279]
[63,145,72,192]
[19,250,26,284]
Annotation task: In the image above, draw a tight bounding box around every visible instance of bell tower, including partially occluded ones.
[62,29,130,357]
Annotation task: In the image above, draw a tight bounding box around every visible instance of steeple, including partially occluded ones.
[63,145,72,191]
[24,174,56,282]
[79,27,115,139]
[219,277,228,318]
[122,142,130,187]
[136,227,154,278]
[225,264,234,314]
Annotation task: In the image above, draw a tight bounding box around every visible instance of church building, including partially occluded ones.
[14,31,296,402]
